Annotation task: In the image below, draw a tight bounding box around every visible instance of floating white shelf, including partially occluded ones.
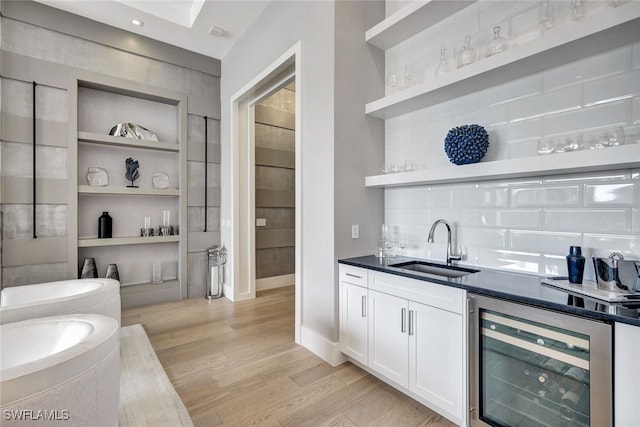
[366,3,640,119]
[78,235,180,247]
[78,185,179,196]
[365,0,477,50]
[78,131,180,152]
[365,144,640,188]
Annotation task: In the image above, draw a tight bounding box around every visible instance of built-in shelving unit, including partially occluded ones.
[78,131,180,152]
[364,1,640,188]
[366,144,640,188]
[68,71,188,306]
[366,2,640,119]
[365,0,477,50]
[78,235,180,248]
[78,185,180,196]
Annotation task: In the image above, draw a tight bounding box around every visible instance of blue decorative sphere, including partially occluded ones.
[444,124,489,165]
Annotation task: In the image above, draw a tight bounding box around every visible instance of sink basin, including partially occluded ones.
[390,261,479,278]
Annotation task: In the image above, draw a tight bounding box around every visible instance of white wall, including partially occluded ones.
[220,1,337,340]
[384,1,640,280]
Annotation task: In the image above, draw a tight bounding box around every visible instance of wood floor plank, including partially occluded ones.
[122,286,458,426]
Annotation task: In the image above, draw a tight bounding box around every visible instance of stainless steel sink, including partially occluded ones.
[389,261,479,278]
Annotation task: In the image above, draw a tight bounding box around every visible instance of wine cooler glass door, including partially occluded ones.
[469,295,612,427]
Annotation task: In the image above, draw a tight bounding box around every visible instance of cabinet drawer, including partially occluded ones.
[339,265,368,287]
[369,271,464,314]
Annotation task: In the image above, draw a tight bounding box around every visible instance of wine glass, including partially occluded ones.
[570,0,586,21]
[539,0,554,34]
[386,71,398,94]
[537,137,555,155]
[434,45,449,77]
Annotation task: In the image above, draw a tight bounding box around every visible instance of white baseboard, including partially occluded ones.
[256,274,295,291]
[300,326,347,367]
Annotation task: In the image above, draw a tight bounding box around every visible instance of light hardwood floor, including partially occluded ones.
[122,286,456,427]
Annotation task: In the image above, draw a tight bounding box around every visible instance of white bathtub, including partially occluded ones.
[0,278,121,325]
[0,314,120,427]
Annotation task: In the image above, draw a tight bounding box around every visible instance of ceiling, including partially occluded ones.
[34,0,272,59]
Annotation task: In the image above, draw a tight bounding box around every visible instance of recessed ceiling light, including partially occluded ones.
[208,26,225,37]
[131,19,144,27]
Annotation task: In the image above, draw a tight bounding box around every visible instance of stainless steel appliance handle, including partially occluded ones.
[408,310,414,336]
[401,308,406,333]
[361,295,366,318]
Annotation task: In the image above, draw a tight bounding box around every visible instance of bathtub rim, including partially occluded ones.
[0,314,120,405]
[0,278,120,308]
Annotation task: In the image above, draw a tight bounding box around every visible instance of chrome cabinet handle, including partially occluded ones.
[361,295,366,318]
[401,308,407,333]
[409,310,414,336]
[346,272,362,279]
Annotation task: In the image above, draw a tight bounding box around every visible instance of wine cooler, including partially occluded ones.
[469,294,612,427]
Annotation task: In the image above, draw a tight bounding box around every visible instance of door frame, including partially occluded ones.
[228,42,302,343]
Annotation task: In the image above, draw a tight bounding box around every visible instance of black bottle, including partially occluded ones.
[98,211,112,238]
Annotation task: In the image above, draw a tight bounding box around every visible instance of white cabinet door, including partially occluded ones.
[409,300,464,422]
[340,282,368,365]
[368,289,409,387]
[615,322,640,426]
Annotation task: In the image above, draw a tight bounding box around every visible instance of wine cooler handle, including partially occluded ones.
[401,308,407,333]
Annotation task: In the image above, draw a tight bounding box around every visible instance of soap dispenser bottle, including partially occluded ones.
[98,211,112,238]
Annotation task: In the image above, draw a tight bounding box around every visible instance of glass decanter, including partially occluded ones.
[434,45,449,77]
[570,0,586,21]
[457,35,476,68]
[486,26,508,57]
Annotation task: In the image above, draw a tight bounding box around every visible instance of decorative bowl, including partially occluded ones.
[444,124,489,165]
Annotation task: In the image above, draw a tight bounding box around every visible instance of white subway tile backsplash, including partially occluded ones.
[385,208,429,226]
[543,170,630,183]
[633,42,640,70]
[458,227,507,249]
[510,230,581,255]
[468,104,508,127]
[510,185,581,207]
[506,138,540,159]
[584,69,640,106]
[429,208,478,227]
[509,85,583,123]
[452,187,508,208]
[542,46,631,91]
[633,208,639,235]
[479,209,541,229]
[583,234,639,258]
[489,118,542,144]
[544,209,631,233]
[542,99,631,136]
[477,248,542,274]
[479,74,543,106]
[584,183,637,206]
[424,188,453,208]
[543,255,569,277]
[385,187,431,209]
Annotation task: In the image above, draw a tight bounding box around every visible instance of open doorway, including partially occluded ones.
[228,43,301,343]
[254,83,296,291]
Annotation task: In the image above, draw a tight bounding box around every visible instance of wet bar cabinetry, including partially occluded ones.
[68,72,188,307]
[339,264,466,426]
[365,0,640,188]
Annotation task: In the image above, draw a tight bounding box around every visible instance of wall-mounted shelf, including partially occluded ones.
[78,185,179,196]
[365,0,476,50]
[78,235,180,247]
[78,131,180,152]
[365,144,640,188]
[366,3,640,119]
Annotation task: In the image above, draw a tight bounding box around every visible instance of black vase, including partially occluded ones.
[567,246,585,284]
[80,258,98,279]
[99,211,112,238]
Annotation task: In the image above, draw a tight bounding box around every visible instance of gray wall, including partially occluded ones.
[0,1,220,295]
[221,0,384,344]
[255,87,296,280]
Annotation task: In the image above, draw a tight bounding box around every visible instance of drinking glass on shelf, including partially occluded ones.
[386,71,398,94]
[486,26,508,57]
[554,138,566,153]
[457,35,477,68]
[588,132,608,149]
[539,0,554,34]
[537,137,555,155]
[607,128,625,146]
[403,161,415,172]
[434,45,449,77]
[399,65,413,90]
[570,0,586,21]
[563,134,583,152]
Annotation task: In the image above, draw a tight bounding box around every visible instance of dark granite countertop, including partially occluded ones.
[339,255,640,327]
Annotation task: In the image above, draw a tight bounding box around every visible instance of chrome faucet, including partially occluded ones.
[427,219,461,265]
